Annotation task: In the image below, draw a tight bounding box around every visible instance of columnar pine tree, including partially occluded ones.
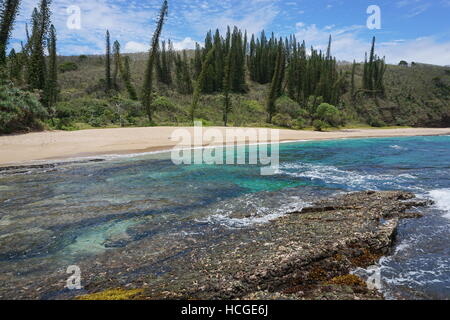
[112,40,120,90]
[222,49,232,126]
[175,50,192,95]
[28,0,52,92]
[141,0,168,122]
[121,56,138,100]
[247,30,279,84]
[0,0,21,66]
[193,42,202,79]
[213,29,224,92]
[156,40,172,86]
[362,37,386,96]
[45,24,57,118]
[105,30,112,92]
[229,27,247,93]
[8,48,22,83]
[196,26,247,94]
[351,60,356,99]
[266,42,284,123]
[190,46,215,123]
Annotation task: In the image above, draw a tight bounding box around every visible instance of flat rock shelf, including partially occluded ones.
[74,191,430,301]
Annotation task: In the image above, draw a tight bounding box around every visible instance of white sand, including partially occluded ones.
[1,127,449,166]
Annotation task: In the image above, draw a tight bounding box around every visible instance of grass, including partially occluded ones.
[76,288,144,300]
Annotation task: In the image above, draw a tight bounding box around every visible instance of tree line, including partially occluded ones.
[1,0,387,133]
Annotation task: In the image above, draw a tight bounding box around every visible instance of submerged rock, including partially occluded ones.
[0,159,105,176]
[0,228,55,260]
[134,191,429,300]
[0,190,430,300]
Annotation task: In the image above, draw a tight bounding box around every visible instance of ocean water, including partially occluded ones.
[0,135,449,299]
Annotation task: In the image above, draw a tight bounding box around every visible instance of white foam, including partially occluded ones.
[390,145,408,151]
[204,211,287,228]
[429,189,450,219]
[277,162,418,190]
[198,195,308,229]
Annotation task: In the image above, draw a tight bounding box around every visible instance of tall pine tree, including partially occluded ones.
[105,30,112,92]
[112,40,120,90]
[45,24,57,118]
[121,56,138,100]
[266,42,284,123]
[28,0,52,92]
[142,0,168,122]
[362,37,386,96]
[0,0,20,66]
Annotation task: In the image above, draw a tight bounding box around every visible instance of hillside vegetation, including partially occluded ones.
[1,0,449,134]
[52,54,450,130]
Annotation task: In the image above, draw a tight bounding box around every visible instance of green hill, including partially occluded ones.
[52,53,450,130]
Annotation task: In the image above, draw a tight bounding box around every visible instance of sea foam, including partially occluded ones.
[278,162,418,191]
[429,189,450,219]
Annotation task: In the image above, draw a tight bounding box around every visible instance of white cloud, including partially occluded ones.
[172,37,197,50]
[294,22,450,66]
[183,0,279,36]
[11,0,159,55]
[379,37,450,65]
[124,41,149,53]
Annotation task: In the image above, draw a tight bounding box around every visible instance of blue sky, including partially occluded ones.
[10,0,450,65]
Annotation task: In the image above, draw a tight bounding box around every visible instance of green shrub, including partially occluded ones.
[0,81,47,133]
[111,97,143,117]
[313,119,328,131]
[294,118,306,129]
[59,62,79,73]
[152,96,178,112]
[316,103,342,127]
[242,100,264,113]
[368,117,386,127]
[275,96,302,118]
[272,113,293,128]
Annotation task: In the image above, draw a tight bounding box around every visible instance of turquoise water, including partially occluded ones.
[0,135,449,299]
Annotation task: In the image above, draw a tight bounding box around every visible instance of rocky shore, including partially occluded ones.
[78,191,430,300]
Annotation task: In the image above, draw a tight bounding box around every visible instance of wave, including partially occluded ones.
[429,189,450,219]
[198,193,308,229]
[390,145,408,151]
[277,162,418,191]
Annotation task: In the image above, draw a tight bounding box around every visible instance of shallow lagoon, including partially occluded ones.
[0,136,449,299]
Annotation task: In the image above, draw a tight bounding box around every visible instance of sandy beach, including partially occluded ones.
[1,127,449,166]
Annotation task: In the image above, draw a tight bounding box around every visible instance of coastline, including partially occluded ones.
[0,127,449,166]
[74,191,428,301]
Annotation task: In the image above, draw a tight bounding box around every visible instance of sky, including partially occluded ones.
[9,0,450,65]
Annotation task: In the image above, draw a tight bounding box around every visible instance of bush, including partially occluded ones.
[275,96,302,118]
[54,98,118,128]
[152,96,178,112]
[0,81,48,133]
[272,113,293,128]
[313,119,328,131]
[243,100,264,113]
[59,62,79,73]
[368,117,386,127]
[316,103,342,127]
[110,96,142,114]
[294,118,306,129]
